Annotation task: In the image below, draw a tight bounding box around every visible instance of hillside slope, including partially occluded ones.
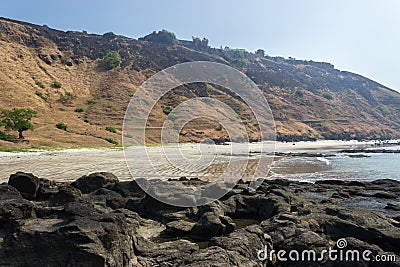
[0,17,399,148]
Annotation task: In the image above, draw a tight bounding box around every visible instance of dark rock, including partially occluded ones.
[64,200,98,217]
[181,246,258,266]
[372,191,398,199]
[1,171,400,266]
[8,172,40,200]
[165,220,195,236]
[0,198,36,224]
[0,184,22,200]
[348,154,371,158]
[190,212,226,241]
[49,186,82,206]
[72,172,119,194]
[38,54,52,65]
[107,180,145,198]
[384,203,400,211]
[135,238,198,266]
[97,188,127,210]
[209,225,269,260]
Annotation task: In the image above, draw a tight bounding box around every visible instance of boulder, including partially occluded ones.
[8,172,40,200]
[190,212,226,241]
[0,184,22,200]
[71,172,119,194]
[49,186,82,206]
[165,220,195,236]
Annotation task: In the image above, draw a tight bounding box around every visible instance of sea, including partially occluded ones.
[271,145,400,183]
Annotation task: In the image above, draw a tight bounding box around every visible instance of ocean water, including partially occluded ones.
[271,145,400,182]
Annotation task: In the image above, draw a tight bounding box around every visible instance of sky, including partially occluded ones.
[2,0,400,91]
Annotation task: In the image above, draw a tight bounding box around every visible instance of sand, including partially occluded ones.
[0,140,397,183]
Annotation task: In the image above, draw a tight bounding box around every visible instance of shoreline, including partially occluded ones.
[0,139,399,153]
[1,139,399,183]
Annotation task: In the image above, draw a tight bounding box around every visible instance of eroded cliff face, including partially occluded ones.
[0,17,399,148]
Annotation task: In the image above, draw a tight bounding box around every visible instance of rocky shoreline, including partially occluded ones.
[0,172,399,266]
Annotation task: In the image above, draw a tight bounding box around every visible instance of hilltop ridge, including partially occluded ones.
[0,17,399,148]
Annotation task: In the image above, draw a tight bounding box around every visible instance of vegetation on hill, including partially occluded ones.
[139,29,177,45]
[0,108,37,139]
[103,50,121,70]
[0,17,399,147]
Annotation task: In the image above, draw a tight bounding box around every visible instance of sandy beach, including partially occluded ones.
[1,140,396,183]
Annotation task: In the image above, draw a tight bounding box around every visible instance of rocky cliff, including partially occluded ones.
[0,17,399,148]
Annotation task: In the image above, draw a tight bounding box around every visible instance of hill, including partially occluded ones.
[0,17,399,148]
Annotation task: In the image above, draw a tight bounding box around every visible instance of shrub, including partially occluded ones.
[322,92,333,100]
[105,126,116,133]
[56,122,67,131]
[103,51,121,70]
[84,119,90,123]
[230,58,247,68]
[53,81,62,88]
[163,105,173,115]
[140,30,177,45]
[105,137,118,145]
[65,92,76,98]
[58,92,76,104]
[295,89,304,97]
[74,107,85,113]
[376,106,388,116]
[0,131,7,141]
[215,123,223,131]
[61,56,69,64]
[86,99,96,105]
[35,81,45,89]
[35,91,48,101]
[65,67,70,72]
[124,133,133,138]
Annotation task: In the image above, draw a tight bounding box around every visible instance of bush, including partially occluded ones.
[35,91,48,101]
[53,81,62,88]
[58,92,76,104]
[322,92,333,100]
[376,106,388,116]
[35,81,45,89]
[0,131,7,141]
[86,99,96,105]
[84,119,90,123]
[140,30,177,45]
[56,122,67,131]
[105,126,116,133]
[74,107,85,113]
[103,51,121,70]
[215,124,223,131]
[105,137,118,145]
[124,133,133,138]
[295,89,304,97]
[163,105,173,115]
[61,56,70,65]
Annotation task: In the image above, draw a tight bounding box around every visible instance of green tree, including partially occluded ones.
[140,30,177,45]
[103,51,121,70]
[0,108,37,139]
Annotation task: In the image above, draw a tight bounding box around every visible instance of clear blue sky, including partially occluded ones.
[2,0,400,91]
